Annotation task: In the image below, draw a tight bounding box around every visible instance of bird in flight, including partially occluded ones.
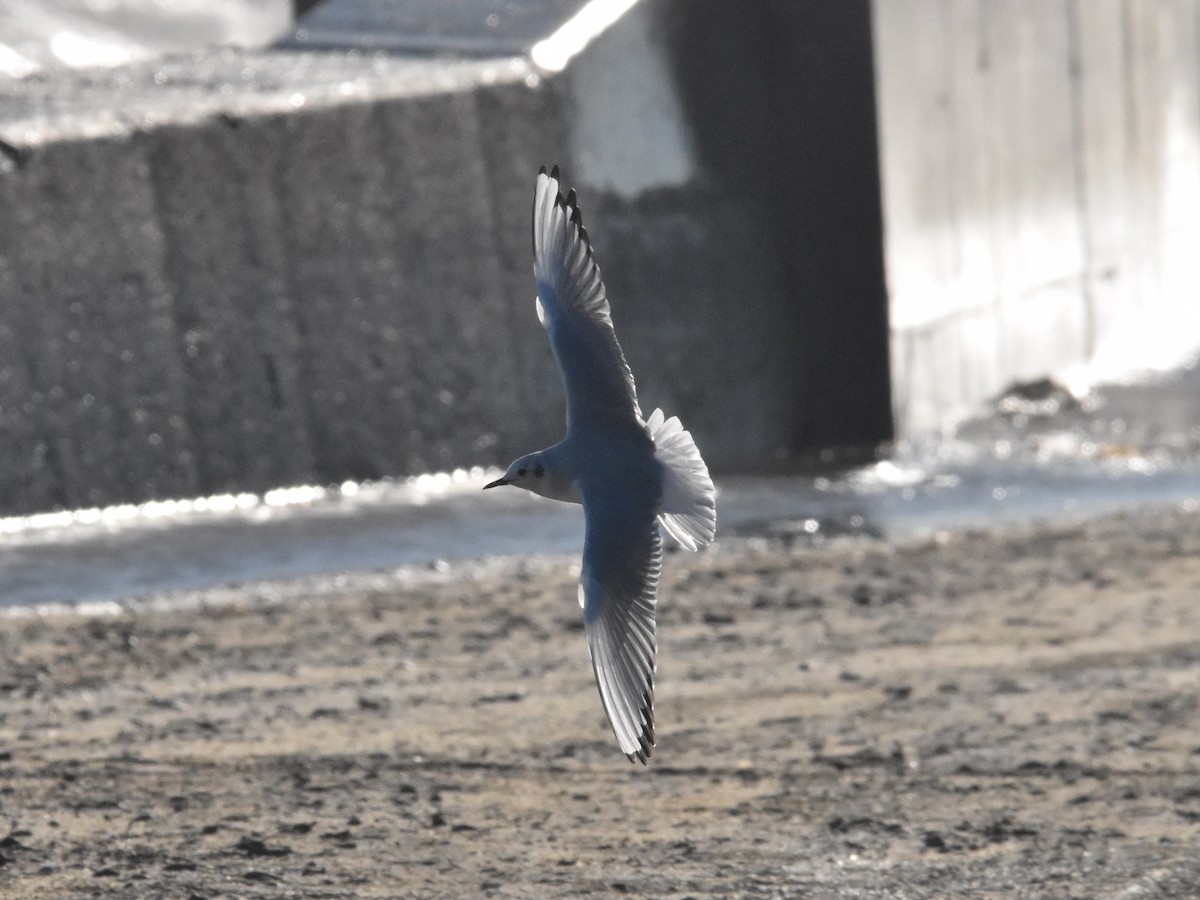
[484,166,716,763]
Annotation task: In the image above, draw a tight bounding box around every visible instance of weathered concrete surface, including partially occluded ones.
[0,51,570,511]
[0,1,892,514]
[279,0,590,56]
[5,0,1195,512]
[875,1,1200,434]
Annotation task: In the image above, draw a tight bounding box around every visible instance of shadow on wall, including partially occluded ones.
[665,0,892,457]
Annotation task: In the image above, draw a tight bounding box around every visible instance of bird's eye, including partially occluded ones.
[517,467,527,477]
[534,464,545,477]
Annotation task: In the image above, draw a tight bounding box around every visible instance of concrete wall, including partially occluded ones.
[7,1,1197,513]
[568,0,890,468]
[663,0,891,456]
[0,53,571,511]
[0,1,892,514]
[875,0,1200,433]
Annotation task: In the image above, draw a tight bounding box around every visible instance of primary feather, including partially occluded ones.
[532,166,643,431]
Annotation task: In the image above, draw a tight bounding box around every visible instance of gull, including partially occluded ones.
[484,166,716,763]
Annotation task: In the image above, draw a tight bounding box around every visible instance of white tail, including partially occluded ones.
[646,408,716,551]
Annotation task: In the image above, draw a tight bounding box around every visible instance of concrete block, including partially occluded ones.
[876,0,1200,429]
[0,49,549,512]
[0,137,196,509]
[142,115,314,494]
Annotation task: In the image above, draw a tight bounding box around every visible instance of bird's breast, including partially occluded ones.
[570,426,664,509]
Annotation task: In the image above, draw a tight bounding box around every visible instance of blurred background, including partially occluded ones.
[0,0,1198,605]
[0,1,290,75]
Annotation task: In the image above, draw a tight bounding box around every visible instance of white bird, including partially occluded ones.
[484,166,716,763]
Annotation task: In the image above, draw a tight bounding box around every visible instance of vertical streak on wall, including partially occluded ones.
[1065,0,1095,358]
[877,0,1200,434]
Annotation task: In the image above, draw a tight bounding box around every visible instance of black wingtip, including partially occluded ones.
[626,688,656,764]
[538,164,547,176]
[626,740,652,765]
[562,186,588,241]
[550,163,561,181]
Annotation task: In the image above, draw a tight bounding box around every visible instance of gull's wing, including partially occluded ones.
[532,166,643,431]
[579,487,661,763]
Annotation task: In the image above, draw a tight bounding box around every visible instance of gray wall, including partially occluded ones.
[876,0,1200,433]
[9,0,1194,513]
[0,1,893,514]
[0,54,571,511]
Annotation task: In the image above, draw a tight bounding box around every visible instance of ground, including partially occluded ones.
[0,505,1199,898]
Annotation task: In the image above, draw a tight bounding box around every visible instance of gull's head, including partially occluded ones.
[483,453,546,493]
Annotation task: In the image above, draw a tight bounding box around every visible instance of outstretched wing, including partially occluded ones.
[532,166,643,432]
[579,487,661,763]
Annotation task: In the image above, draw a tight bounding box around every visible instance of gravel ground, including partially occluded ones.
[1,504,1199,897]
